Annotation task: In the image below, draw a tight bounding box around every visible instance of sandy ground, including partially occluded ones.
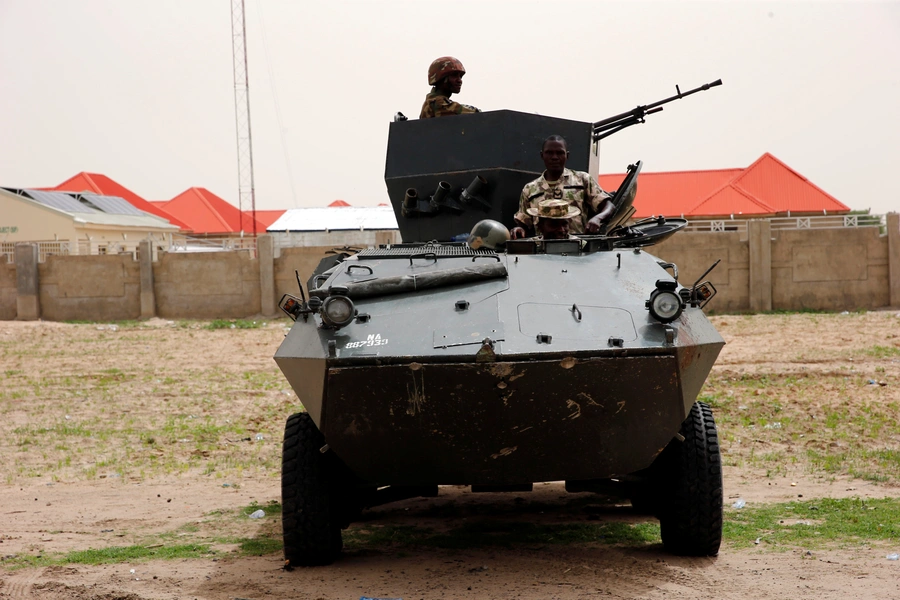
[1,311,899,599]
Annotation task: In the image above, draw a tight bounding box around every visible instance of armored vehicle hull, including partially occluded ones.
[275,239,724,565]
[276,86,725,565]
[275,245,723,486]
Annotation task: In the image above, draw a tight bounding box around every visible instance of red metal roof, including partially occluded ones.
[163,187,267,235]
[688,183,776,219]
[52,172,191,230]
[600,168,742,219]
[599,153,849,219]
[728,153,849,215]
[329,200,351,207]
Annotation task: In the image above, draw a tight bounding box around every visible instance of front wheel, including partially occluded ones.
[657,402,723,556]
[281,412,343,566]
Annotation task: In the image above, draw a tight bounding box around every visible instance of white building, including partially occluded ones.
[267,205,400,253]
[1,187,179,262]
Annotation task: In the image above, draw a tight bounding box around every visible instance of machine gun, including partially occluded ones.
[592,79,722,142]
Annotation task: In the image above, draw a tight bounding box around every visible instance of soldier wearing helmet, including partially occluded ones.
[420,56,481,119]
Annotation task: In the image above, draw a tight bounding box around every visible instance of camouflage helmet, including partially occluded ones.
[466,219,510,250]
[428,56,466,86]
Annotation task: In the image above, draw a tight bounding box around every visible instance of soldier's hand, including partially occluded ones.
[510,227,527,240]
[586,214,606,234]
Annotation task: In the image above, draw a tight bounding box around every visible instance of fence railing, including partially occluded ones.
[2,237,256,263]
[168,236,257,256]
[2,241,75,263]
[2,216,888,264]
[682,214,886,234]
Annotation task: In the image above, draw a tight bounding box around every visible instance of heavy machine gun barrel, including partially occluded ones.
[592,79,722,141]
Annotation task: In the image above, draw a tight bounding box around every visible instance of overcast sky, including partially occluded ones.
[1,1,898,215]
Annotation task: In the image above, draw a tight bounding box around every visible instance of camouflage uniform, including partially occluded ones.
[514,168,612,235]
[419,91,480,118]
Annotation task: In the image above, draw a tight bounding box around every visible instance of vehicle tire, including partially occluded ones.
[658,402,723,556]
[281,412,343,566]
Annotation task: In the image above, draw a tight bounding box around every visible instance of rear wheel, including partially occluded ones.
[281,412,343,566]
[657,402,723,556]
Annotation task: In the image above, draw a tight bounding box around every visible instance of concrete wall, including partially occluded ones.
[154,250,261,319]
[3,223,899,321]
[38,254,142,321]
[274,246,341,301]
[771,226,889,310]
[654,230,750,314]
[0,262,16,320]
[654,218,897,313]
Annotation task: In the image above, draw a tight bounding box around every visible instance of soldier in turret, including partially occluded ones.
[511,135,615,239]
[528,199,581,240]
[420,56,481,119]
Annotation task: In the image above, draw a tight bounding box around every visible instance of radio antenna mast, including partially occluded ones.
[231,0,257,236]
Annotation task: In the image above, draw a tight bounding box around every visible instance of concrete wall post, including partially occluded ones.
[748,219,772,312]
[888,212,900,307]
[258,234,276,317]
[15,243,40,320]
[139,239,156,318]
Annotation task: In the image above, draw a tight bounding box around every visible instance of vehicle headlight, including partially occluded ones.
[646,279,684,323]
[321,295,355,328]
[649,291,683,322]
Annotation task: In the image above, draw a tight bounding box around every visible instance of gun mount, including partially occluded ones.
[386,79,722,243]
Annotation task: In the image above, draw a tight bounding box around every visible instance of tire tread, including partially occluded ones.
[281,412,343,566]
[658,402,723,556]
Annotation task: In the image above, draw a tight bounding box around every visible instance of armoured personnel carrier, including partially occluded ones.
[275,81,725,566]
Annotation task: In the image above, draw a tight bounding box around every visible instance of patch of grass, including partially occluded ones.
[238,536,283,556]
[724,497,900,549]
[2,544,215,569]
[67,544,215,563]
[863,345,900,358]
[762,308,836,316]
[205,319,265,330]
[805,449,846,473]
[62,320,143,329]
[242,370,282,391]
[699,369,900,482]
[243,500,282,517]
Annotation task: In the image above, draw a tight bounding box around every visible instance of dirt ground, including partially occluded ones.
[1,311,899,599]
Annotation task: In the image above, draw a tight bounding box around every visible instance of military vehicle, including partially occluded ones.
[275,80,726,566]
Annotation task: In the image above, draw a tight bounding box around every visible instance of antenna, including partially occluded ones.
[231,0,257,237]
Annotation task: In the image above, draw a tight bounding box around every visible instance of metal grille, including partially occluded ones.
[357,244,496,259]
[2,241,73,263]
